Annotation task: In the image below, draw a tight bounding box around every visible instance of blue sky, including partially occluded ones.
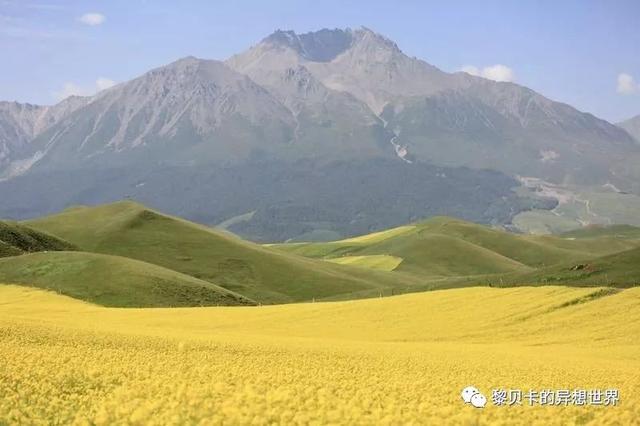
[1,0,639,122]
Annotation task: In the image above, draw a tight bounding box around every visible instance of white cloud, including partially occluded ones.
[78,12,105,26]
[460,64,515,82]
[617,73,638,95]
[482,64,515,82]
[53,77,116,101]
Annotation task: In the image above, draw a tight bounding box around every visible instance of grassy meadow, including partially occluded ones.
[21,202,426,304]
[0,251,253,307]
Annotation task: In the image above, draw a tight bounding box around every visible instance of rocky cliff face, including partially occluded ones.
[0,96,89,179]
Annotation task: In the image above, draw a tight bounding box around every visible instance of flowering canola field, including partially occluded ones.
[1,284,639,425]
[326,255,403,271]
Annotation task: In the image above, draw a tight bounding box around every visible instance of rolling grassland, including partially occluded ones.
[1,284,639,425]
[274,216,640,288]
[0,252,254,307]
[23,202,425,304]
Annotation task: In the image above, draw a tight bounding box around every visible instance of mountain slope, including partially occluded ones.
[231,27,639,190]
[227,33,395,160]
[0,220,76,257]
[24,201,427,303]
[561,224,640,239]
[0,158,544,242]
[484,245,640,288]
[0,97,88,179]
[618,114,640,143]
[24,58,295,173]
[381,86,637,186]
[0,251,254,307]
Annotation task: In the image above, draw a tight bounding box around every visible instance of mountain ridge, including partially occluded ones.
[0,96,89,178]
[618,114,640,143]
[4,27,636,185]
[229,27,638,189]
[19,57,298,173]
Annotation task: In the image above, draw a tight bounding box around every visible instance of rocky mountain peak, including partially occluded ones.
[259,27,403,63]
[352,26,401,54]
[147,56,230,82]
[262,28,354,62]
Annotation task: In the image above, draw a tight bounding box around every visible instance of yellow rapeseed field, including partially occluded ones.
[326,255,403,271]
[1,284,639,425]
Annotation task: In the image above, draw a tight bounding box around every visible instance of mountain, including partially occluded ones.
[0,54,544,240]
[618,114,640,143]
[230,27,638,188]
[381,83,638,186]
[227,31,394,155]
[1,27,639,241]
[229,28,462,114]
[0,96,88,179]
[20,58,298,172]
[0,159,550,241]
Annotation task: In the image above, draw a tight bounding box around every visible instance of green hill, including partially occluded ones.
[561,224,640,239]
[25,201,424,304]
[273,224,534,278]
[272,216,640,282]
[0,220,76,257]
[0,241,22,257]
[403,217,630,267]
[18,202,640,306]
[522,233,640,258]
[356,232,532,276]
[0,251,254,307]
[488,246,640,288]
